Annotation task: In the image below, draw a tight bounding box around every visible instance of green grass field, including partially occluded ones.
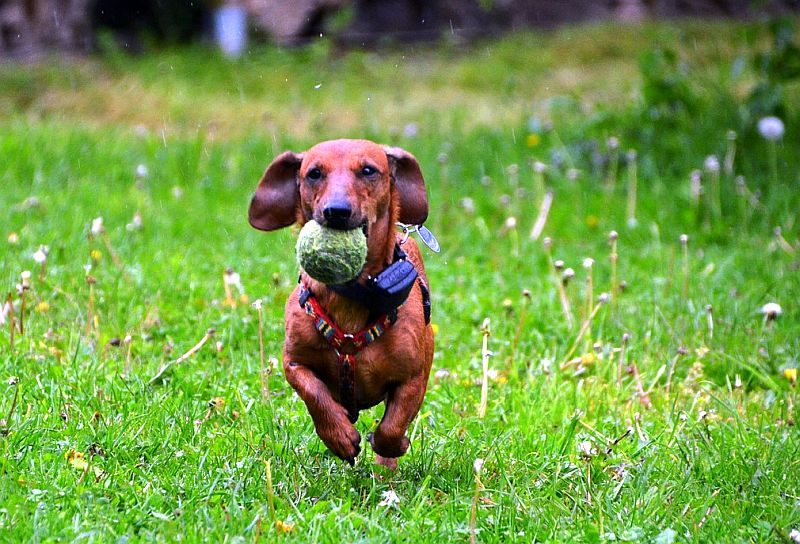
[1,21,799,542]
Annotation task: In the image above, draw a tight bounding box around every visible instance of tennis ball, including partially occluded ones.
[296,220,368,285]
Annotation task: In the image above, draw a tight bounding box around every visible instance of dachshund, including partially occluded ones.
[248,139,434,469]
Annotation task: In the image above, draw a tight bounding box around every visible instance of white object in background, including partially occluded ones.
[214,5,247,58]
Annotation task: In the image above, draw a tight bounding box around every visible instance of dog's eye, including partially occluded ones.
[360,166,378,177]
[306,168,322,182]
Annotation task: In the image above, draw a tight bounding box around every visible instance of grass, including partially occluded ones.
[1,20,800,543]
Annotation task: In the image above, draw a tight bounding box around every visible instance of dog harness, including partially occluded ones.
[297,243,430,423]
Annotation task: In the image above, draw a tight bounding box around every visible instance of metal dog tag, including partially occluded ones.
[416,225,441,253]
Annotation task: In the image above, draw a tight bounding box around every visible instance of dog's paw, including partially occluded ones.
[374,454,398,471]
[320,423,362,466]
[367,431,410,459]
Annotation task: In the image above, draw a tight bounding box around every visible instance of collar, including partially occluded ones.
[327,243,417,322]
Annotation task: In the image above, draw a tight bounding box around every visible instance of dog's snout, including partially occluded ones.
[323,201,353,228]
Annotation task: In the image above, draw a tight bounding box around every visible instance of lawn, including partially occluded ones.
[1,20,799,543]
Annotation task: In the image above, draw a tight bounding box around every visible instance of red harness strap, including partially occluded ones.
[299,284,395,423]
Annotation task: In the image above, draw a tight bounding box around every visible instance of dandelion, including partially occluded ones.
[609,230,619,302]
[761,302,782,325]
[126,211,143,231]
[90,217,104,237]
[724,130,737,175]
[478,318,492,418]
[7,232,19,245]
[434,368,451,380]
[758,116,784,186]
[135,164,149,179]
[784,368,797,385]
[33,245,49,281]
[378,489,401,508]
[546,241,573,328]
[789,528,800,544]
[20,270,31,289]
[625,149,638,227]
[526,133,541,147]
[758,116,785,141]
[605,137,620,191]
[689,169,703,213]
[223,267,245,307]
[578,440,597,458]
[704,155,722,220]
[680,234,689,298]
[402,123,418,138]
[460,197,475,214]
[583,258,595,340]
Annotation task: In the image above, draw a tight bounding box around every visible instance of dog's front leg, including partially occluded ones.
[368,374,427,468]
[284,360,362,465]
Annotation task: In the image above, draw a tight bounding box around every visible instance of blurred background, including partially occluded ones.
[2,0,799,58]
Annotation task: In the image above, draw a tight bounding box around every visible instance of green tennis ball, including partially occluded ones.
[296,220,368,285]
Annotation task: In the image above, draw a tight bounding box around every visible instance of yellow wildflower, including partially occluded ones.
[275,520,295,533]
[90,249,103,262]
[784,368,797,385]
[8,232,19,244]
[431,323,439,335]
[526,133,541,147]
[66,450,88,471]
[36,301,49,313]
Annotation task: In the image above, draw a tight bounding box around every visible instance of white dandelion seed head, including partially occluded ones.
[679,234,689,244]
[533,161,547,174]
[90,217,104,236]
[789,528,800,544]
[757,116,785,141]
[402,123,418,138]
[223,269,243,291]
[563,268,575,280]
[553,259,565,270]
[434,368,451,380]
[251,299,263,310]
[607,136,619,150]
[460,197,475,214]
[609,230,618,242]
[504,216,517,229]
[760,302,782,318]
[626,149,637,162]
[32,245,49,264]
[473,458,485,474]
[704,155,720,174]
[578,440,597,457]
[582,258,594,269]
[378,489,401,507]
[20,270,32,281]
[598,292,610,304]
[136,164,149,178]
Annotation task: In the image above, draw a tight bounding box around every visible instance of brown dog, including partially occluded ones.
[248,139,434,468]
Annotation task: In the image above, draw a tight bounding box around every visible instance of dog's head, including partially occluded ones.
[248,139,428,233]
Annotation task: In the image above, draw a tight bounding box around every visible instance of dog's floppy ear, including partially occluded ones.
[248,151,303,231]
[384,146,429,225]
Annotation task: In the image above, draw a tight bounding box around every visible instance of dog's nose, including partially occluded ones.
[323,202,353,228]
